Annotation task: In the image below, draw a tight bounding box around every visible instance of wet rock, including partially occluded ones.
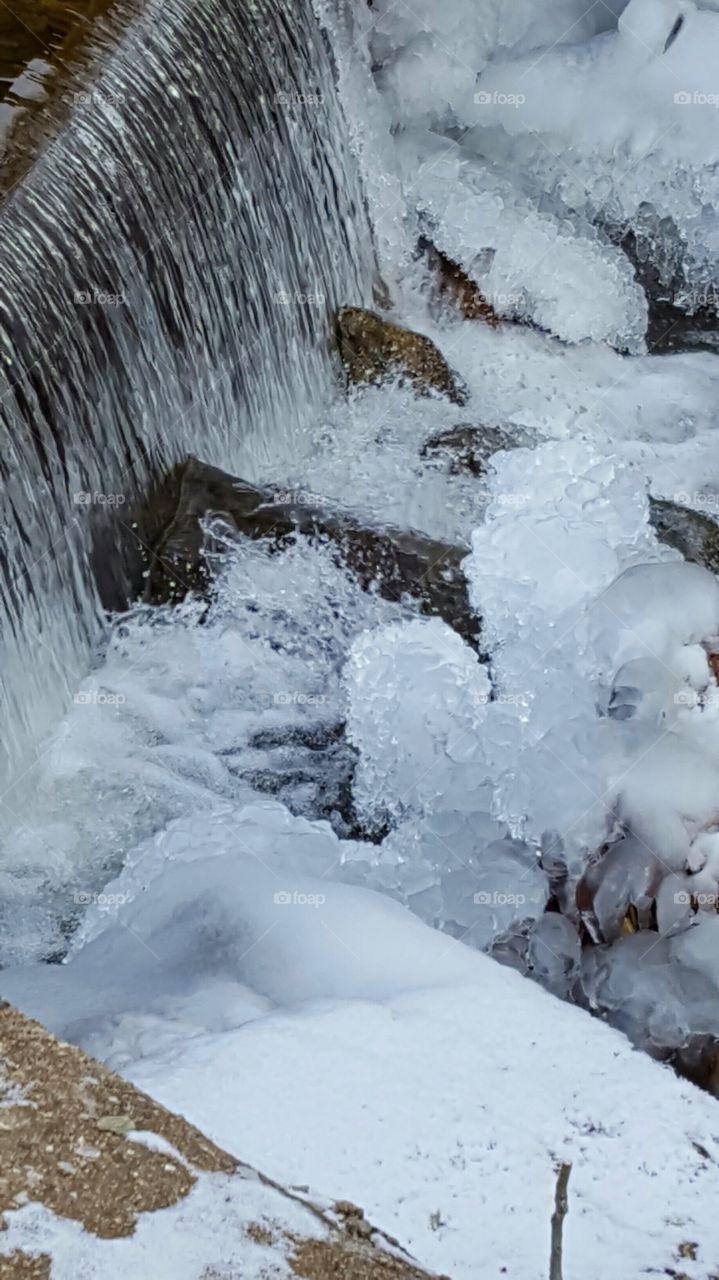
[418,238,501,326]
[649,497,719,576]
[130,457,479,647]
[336,306,469,405]
[617,228,719,355]
[421,423,534,478]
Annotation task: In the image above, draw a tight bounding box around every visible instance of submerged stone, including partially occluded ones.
[421,423,532,478]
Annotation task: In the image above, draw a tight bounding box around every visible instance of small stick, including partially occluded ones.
[549,1162,572,1280]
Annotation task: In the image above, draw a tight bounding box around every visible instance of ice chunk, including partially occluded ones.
[587,560,719,678]
[406,137,647,350]
[581,932,719,1051]
[344,617,491,824]
[527,913,582,998]
[578,835,662,943]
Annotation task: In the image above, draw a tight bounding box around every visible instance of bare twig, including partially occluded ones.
[549,1162,572,1280]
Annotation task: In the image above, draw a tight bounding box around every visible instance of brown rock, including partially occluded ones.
[127,457,480,648]
[0,1256,51,1279]
[336,306,468,405]
[419,239,500,326]
[0,1002,235,1240]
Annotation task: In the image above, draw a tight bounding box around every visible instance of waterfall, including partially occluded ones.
[0,0,374,800]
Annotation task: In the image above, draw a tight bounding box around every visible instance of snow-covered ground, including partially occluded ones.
[6,1,719,1276]
[4,823,719,1279]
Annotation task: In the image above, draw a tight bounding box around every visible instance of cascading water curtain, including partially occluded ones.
[0,0,374,802]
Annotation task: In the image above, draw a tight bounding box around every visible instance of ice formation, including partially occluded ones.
[405,134,648,350]
[344,617,491,824]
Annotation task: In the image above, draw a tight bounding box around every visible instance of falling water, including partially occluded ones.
[0,0,374,800]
